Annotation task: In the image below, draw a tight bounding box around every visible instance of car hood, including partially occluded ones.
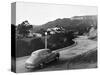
[25,55,38,65]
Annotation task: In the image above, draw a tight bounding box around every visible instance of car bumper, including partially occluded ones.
[25,65,35,69]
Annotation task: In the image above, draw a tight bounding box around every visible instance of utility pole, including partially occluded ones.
[45,32,47,49]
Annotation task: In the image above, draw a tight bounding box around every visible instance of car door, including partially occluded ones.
[39,51,49,63]
[45,51,56,63]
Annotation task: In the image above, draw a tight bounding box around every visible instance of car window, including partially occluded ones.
[39,51,49,57]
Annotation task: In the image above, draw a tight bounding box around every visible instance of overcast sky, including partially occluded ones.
[16,2,97,25]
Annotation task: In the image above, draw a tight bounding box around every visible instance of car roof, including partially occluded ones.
[32,49,50,54]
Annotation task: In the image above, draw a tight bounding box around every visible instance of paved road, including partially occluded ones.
[16,36,97,73]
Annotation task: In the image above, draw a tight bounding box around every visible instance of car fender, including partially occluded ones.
[45,53,58,63]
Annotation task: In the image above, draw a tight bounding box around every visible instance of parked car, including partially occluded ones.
[25,49,60,69]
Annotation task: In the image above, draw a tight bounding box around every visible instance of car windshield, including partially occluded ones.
[31,52,37,56]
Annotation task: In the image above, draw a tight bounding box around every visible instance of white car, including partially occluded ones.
[25,49,60,69]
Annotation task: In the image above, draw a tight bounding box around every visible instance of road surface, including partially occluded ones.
[16,36,97,73]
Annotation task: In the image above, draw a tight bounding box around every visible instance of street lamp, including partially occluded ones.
[45,32,47,49]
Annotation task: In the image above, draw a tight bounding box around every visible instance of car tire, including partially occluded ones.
[39,63,44,69]
[55,55,59,61]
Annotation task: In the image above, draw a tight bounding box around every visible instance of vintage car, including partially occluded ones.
[25,49,60,69]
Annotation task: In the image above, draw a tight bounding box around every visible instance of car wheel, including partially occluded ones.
[39,63,44,69]
[55,56,59,61]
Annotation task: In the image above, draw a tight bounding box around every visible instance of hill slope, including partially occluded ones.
[32,15,97,35]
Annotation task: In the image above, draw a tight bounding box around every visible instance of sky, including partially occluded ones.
[16,2,98,25]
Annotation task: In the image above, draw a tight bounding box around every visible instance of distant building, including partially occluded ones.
[32,33,42,37]
[27,30,42,38]
[47,27,65,35]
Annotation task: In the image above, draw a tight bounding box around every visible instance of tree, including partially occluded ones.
[47,30,75,50]
[17,20,33,37]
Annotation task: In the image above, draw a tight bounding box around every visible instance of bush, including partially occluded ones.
[16,37,44,57]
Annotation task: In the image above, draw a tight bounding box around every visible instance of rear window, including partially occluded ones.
[39,50,49,57]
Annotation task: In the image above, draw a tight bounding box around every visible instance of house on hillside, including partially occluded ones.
[33,33,42,37]
[27,30,42,38]
[47,27,65,35]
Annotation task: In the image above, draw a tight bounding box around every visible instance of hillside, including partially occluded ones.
[15,15,97,57]
[32,15,97,35]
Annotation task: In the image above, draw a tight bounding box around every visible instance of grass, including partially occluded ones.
[69,49,97,63]
[66,49,97,69]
